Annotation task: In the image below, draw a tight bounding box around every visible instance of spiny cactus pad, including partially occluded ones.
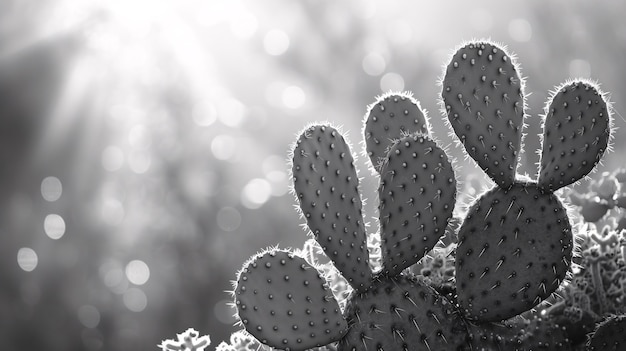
[587,314,626,351]
[364,92,429,172]
[339,274,470,351]
[378,134,456,276]
[235,250,348,350]
[292,124,372,291]
[538,80,611,191]
[442,41,524,188]
[455,182,573,322]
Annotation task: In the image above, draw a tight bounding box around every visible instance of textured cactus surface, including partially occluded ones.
[441,41,525,188]
[378,133,456,276]
[538,80,611,191]
[455,182,572,321]
[587,314,626,350]
[235,250,347,350]
[441,39,612,322]
[339,275,469,351]
[292,125,372,291]
[226,39,618,351]
[364,92,429,173]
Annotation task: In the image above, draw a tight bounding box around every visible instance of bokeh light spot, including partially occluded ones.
[217,207,242,232]
[241,178,272,209]
[211,135,236,161]
[44,214,66,240]
[509,18,532,42]
[569,59,591,78]
[78,305,101,328]
[128,150,151,174]
[282,85,306,109]
[102,146,125,172]
[214,299,237,325]
[362,52,386,76]
[217,98,246,127]
[264,29,290,56]
[17,248,38,272]
[125,260,150,285]
[380,72,405,92]
[123,288,147,312]
[101,198,125,226]
[192,100,217,127]
[41,177,63,202]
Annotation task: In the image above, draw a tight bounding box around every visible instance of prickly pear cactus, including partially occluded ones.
[233,93,470,351]
[441,40,612,322]
[587,314,626,350]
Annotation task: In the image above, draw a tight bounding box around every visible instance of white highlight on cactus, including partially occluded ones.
[41,176,63,202]
[217,207,242,232]
[102,145,125,172]
[126,259,150,285]
[17,247,38,272]
[380,72,405,93]
[78,305,101,328]
[362,52,386,76]
[44,214,66,240]
[241,178,272,209]
[508,18,532,42]
[264,29,290,56]
[569,59,591,78]
[123,287,148,312]
[192,100,218,126]
[282,85,306,109]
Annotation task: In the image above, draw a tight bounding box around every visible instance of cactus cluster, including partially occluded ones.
[227,40,616,351]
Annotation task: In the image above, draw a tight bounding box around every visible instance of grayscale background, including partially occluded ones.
[0,0,624,349]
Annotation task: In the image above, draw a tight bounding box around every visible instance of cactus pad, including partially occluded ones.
[292,124,372,291]
[442,41,525,188]
[339,274,469,351]
[364,92,429,173]
[455,182,573,321]
[235,250,348,350]
[378,134,456,275]
[587,314,626,351]
[538,80,611,191]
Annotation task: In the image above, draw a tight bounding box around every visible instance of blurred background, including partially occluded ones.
[0,0,625,349]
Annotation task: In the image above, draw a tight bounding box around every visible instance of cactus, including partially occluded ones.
[220,39,619,351]
[378,133,456,276]
[587,314,626,350]
[441,40,612,322]
[232,91,471,350]
[363,92,430,173]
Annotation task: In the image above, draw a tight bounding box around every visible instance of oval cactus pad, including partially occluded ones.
[455,182,572,322]
[378,134,456,276]
[339,275,470,351]
[364,92,429,173]
[538,80,611,191]
[292,125,372,291]
[235,250,348,350]
[442,41,525,188]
